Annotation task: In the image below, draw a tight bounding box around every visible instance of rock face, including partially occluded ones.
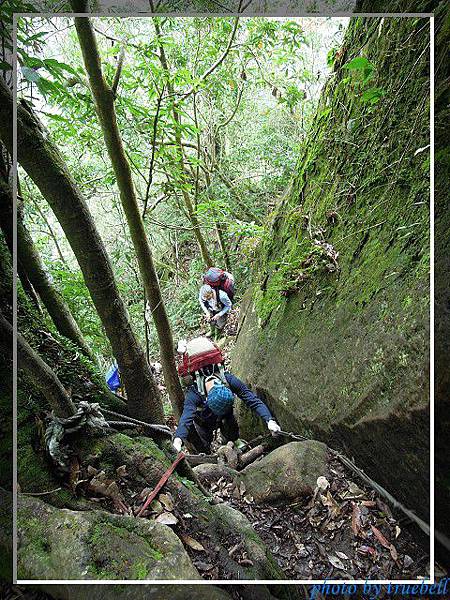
[232,16,431,520]
[17,495,199,581]
[238,441,328,503]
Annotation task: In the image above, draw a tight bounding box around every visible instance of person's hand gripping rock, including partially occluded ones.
[267,420,281,436]
[173,437,183,452]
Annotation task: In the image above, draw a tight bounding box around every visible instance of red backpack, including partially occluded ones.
[177,337,226,395]
[203,267,235,301]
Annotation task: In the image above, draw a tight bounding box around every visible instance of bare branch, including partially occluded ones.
[217,83,244,131]
[111,47,125,98]
[178,16,240,103]
[142,85,164,219]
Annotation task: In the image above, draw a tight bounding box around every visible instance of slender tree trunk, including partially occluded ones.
[0,175,91,356]
[72,9,184,418]
[28,192,68,266]
[0,313,75,418]
[153,18,213,268]
[0,78,164,424]
[203,168,232,271]
[0,149,41,310]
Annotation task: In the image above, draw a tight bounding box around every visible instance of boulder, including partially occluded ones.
[238,441,328,503]
[193,463,237,485]
[17,494,199,581]
[232,14,431,521]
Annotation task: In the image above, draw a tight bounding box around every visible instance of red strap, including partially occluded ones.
[135,452,185,517]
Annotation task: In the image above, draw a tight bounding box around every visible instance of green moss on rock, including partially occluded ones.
[233,15,430,521]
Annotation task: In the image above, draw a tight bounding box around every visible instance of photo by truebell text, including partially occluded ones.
[309,578,450,599]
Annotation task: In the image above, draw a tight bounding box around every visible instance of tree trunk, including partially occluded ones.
[153,18,213,268]
[72,9,184,418]
[0,149,41,310]
[0,175,91,357]
[203,168,232,271]
[0,313,75,418]
[0,78,164,424]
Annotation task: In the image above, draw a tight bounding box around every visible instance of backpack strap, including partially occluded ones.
[195,366,228,397]
[195,371,206,396]
[214,287,224,309]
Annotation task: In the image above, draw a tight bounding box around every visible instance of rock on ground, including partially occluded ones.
[17,494,199,581]
[238,441,328,503]
[193,462,237,485]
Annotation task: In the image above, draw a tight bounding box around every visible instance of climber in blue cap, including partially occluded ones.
[173,372,281,453]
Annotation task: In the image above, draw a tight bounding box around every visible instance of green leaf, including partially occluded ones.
[0,61,12,71]
[21,66,41,82]
[43,58,78,76]
[344,56,373,71]
[361,87,385,104]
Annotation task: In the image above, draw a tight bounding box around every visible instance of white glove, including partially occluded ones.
[173,437,183,452]
[267,420,281,435]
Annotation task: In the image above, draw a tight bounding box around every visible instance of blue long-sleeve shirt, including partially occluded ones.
[175,372,273,440]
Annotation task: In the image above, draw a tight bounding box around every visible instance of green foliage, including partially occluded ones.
[342,54,385,106]
[16,15,342,365]
[343,56,374,81]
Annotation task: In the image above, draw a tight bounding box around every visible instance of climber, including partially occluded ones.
[172,372,281,453]
[198,283,232,340]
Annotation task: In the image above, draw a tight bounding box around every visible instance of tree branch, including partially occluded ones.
[216,83,244,131]
[142,85,164,219]
[177,16,240,103]
[111,47,125,98]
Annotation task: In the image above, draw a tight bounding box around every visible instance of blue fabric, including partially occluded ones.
[175,372,273,440]
[207,383,234,416]
[105,365,120,391]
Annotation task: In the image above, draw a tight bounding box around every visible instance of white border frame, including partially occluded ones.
[12,9,434,588]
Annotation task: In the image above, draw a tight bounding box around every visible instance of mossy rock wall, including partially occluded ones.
[232,16,431,520]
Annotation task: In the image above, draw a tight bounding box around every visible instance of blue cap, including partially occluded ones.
[207,382,234,416]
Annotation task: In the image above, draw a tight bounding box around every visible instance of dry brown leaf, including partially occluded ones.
[150,499,164,514]
[323,491,341,517]
[335,551,348,560]
[358,545,377,557]
[328,554,345,570]
[351,502,362,537]
[116,465,127,478]
[404,555,413,568]
[87,465,98,477]
[105,481,121,500]
[155,512,178,526]
[361,500,376,508]
[159,493,174,511]
[348,481,365,497]
[389,544,398,561]
[376,498,393,518]
[182,535,205,552]
[316,476,329,491]
[371,525,390,549]
[89,478,109,496]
